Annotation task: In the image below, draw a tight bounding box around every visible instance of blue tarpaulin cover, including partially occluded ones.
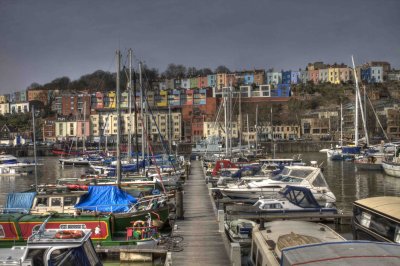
[6,192,36,213]
[74,186,137,213]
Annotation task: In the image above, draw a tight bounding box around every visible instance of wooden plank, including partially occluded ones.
[171,160,231,266]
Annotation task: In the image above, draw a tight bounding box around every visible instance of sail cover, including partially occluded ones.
[5,192,36,213]
[75,186,137,213]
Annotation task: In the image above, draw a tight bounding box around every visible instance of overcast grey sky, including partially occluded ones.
[0,0,399,93]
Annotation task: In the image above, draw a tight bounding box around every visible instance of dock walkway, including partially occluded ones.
[171,160,230,265]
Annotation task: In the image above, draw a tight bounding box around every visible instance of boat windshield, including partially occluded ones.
[270,175,303,183]
[311,172,329,187]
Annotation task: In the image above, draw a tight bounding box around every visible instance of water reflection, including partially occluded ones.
[0,157,87,206]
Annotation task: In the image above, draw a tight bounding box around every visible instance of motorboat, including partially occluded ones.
[281,241,400,266]
[213,164,336,205]
[252,185,338,215]
[354,153,383,171]
[382,152,400,177]
[250,220,345,266]
[352,196,400,243]
[0,154,41,176]
[59,156,90,166]
[224,219,256,246]
[0,226,102,265]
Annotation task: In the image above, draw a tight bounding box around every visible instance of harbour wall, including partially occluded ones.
[0,141,337,157]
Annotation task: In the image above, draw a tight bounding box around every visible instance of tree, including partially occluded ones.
[187,67,198,77]
[27,82,41,90]
[215,65,230,73]
[197,68,213,76]
[162,64,186,79]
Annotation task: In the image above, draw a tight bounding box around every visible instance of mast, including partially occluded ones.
[168,105,172,153]
[270,105,273,155]
[229,85,232,157]
[255,104,258,154]
[83,101,86,152]
[340,102,343,147]
[32,105,38,192]
[139,62,145,168]
[133,57,139,172]
[239,86,242,153]
[352,56,359,146]
[127,49,133,161]
[247,114,250,150]
[224,87,228,158]
[116,50,122,187]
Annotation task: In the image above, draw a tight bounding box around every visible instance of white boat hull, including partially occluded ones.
[382,161,400,177]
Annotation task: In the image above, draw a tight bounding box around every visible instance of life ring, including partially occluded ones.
[55,230,84,239]
[133,220,145,228]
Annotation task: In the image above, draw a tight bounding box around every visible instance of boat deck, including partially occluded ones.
[171,160,230,266]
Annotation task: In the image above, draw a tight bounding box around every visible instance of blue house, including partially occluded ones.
[207,74,216,87]
[243,73,254,85]
[271,84,291,97]
[282,71,292,84]
[361,68,371,83]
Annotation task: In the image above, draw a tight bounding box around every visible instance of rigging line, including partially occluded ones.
[136,106,166,194]
[144,92,178,172]
[140,68,179,170]
[365,90,389,141]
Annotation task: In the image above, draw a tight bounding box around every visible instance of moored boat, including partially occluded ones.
[0,226,102,265]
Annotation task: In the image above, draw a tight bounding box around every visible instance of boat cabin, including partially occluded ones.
[0,228,102,266]
[352,196,400,243]
[31,191,87,214]
[250,221,345,266]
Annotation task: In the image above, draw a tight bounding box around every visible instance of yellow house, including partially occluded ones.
[105,91,116,109]
[0,103,9,115]
[156,90,168,107]
[0,95,8,104]
[328,66,341,84]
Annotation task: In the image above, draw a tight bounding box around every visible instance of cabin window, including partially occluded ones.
[0,225,5,238]
[312,172,329,187]
[51,198,62,207]
[395,227,400,243]
[36,197,48,207]
[361,212,372,228]
[64,196,77,206]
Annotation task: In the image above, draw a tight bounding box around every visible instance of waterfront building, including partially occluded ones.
[318,69,329,83]
[217,73,236,89]
[181,78,190,89]
[266,71,282,85]
[120,91,129,108]
[168,89,181,107]
[159,81,167,91]
[55,119,77,141]
[339,67,353,83]
[91,92,104,110]
[203,121,238,139]
[197,76,208,88]
[308,69,319,84]
[361,66,383,83]
[282,71,292,85]
[0,95,9,103]
[291,71,300,84]
[104,91,116,109]
[10,102,29,114]
[388,70,400,81]
[42,119,56,142]
[10,91,27,103]
[382,104,400,139]
[368,61,391,81]
[190,77,198,89]
[0,103,9,115]
[207,74,216,88]
[155,90,168,107]
[253,69,266,85]
[27,89,49,105]
[166,79,175,90]
[299,69,308,84]
[174,79,182,89]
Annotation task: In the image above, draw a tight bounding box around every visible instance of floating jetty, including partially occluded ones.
[169,160,231,266]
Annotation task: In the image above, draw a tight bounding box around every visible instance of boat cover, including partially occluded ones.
[280,186,321,208]
[5,192,36,213]
[281,241,400,266]
[342,146,361,154]
[75,186,137,213]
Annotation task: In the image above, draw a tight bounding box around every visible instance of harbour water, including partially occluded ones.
[2,152,400,211]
